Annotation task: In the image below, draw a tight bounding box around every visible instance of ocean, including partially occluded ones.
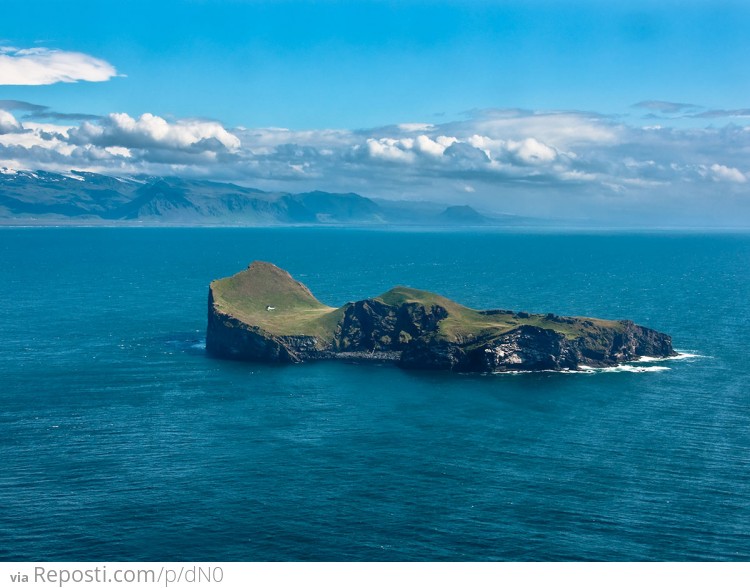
[0,228,749,561]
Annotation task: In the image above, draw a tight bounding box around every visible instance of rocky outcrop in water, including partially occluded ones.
[206,261,676,373]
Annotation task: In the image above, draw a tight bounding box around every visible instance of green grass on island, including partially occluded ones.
[376,286,620,342]
[210,261,344,339]
[210,261,624,341]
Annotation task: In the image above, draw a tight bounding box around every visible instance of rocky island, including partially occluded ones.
[206,261,676,372]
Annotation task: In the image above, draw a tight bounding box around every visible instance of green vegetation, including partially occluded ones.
[212,263,624,342]
[210,261,343,339]
[376,286,621,342]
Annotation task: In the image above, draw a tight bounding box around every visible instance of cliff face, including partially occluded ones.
[334,299,448,352]
[206,289,328,363]
[206,262,676,372]
[399,322,675,372]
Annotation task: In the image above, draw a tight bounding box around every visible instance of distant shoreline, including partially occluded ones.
[1,222,748,233]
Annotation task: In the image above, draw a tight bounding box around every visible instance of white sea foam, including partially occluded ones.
[577,364,671,374]
[633,351,703,362]
[490,361,674,376]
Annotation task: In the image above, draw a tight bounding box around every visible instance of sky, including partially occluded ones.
[1,0,749,226]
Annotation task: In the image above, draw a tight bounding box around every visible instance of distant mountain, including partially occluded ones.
[0,168,537,227]
[282,191,384,223]
[436,205,490,225]
[0,169,140,218]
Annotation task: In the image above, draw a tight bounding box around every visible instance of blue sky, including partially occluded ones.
[1,0,749,225]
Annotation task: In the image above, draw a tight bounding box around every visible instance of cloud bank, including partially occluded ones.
[68,113,241,152]
[1,106,749,225]
[633,100,700,114]
[0,47,118,85]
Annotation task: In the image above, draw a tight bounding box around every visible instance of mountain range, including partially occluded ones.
[0,168,537,227]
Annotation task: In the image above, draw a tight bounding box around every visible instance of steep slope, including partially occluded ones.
[0,169,140,218]
[207,262,344,361]
[207,262,676,372]
[118,179,200,219]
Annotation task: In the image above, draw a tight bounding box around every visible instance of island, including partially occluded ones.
[206,261,676,372]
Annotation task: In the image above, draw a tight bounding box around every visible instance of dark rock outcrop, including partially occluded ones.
[206,289,329,363]
[206,262,676,373]
[334,299,448,352]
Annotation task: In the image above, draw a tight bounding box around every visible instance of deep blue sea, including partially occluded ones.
[1,228,749,561]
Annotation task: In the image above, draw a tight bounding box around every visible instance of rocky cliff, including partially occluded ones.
[206,261,676,372]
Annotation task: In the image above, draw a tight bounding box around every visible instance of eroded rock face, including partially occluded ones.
[206,289,330,363]
[334,299,448,352]
[396,321,676,373]
[469,325,578,372]
[206,265,676,373]
[398,337,466,371]
[401,325,580,372]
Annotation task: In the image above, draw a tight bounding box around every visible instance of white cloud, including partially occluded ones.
[0,109,22,133]
[105,146,133,158]
[708,163,746,183]
[461,109,621,148]
[365,137,416,163]
[0,47,118,85]
[505,138,558,166]
[559,170,597,182]
[414,134,453,157]
[0,117,75,155]
[397,122,435,132]
[4,106,750,225]
[69,113,241,152]
[360,130,566,181]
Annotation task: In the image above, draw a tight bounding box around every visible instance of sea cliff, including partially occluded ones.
[206,261,675,372]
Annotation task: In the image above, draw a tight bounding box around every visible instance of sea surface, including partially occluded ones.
[1,228,749,561]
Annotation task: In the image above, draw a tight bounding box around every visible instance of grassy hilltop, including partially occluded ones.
[210,262,344,339]
[209,261,624,343]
